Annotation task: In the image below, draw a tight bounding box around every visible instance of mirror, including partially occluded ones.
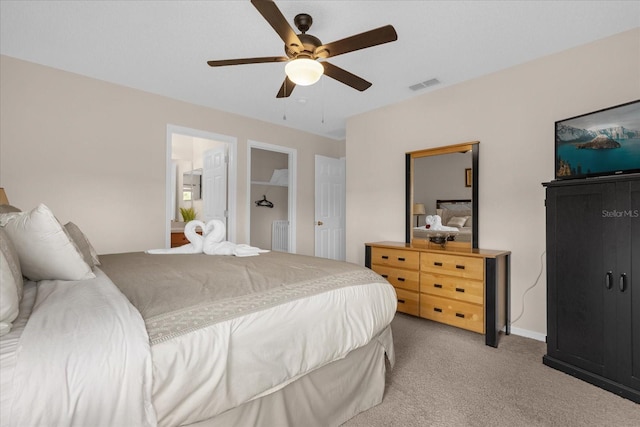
[183,169,202,201]
[405,141,479,249]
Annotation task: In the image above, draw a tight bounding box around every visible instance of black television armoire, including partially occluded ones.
[543,174,639,403]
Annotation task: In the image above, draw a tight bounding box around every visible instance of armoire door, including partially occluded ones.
[545,181,617,377]
[615,179,640,391]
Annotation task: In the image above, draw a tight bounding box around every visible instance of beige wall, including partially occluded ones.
[0,55,344,256]
[346,29,640,338]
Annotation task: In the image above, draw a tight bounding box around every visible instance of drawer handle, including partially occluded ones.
[455,313,465,318]
[397,299,406,304]
[455,264,465,270]
[434,262,443,267]
[398,257,405,262]
[455,287,465,293]
[381,274,388,278]
[433,283,443,288]
[434,307,442,313]
[381,255,389,260]
[397,277,405,282]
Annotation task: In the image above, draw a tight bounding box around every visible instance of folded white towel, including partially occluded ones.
[206,220,225,243]
[146,220,206,254]
[203,220,269,256]
[424,215,459,232]
[147,219,269,256]
[232,244,270,257]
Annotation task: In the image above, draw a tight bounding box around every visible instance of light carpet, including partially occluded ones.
[343,313,640,426]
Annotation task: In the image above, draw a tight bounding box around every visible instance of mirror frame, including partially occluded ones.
[405,141,479,248]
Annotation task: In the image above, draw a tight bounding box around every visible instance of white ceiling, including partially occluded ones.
[1,1,639,140]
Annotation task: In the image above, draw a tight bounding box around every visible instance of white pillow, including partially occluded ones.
[0,204,95,281]
[0,227,22,336]
[447,216,469,228]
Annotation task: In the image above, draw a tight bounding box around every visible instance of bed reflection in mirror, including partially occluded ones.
[406,142,479,249]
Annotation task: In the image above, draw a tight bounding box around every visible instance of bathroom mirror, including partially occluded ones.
[183,169,202,201]
[406,141,479,248]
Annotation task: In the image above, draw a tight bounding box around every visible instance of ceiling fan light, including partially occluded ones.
[285,59,324,86]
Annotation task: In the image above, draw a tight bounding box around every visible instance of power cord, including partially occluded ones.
[511,250,546,325]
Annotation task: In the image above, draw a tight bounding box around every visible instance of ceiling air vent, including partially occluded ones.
[409,78,440,91]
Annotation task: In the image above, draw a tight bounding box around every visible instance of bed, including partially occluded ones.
[0,203,396,427]
[413,199,473,244]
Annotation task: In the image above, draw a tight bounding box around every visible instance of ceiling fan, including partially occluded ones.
[207,0,398,98]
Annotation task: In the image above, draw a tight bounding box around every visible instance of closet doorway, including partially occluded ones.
[247,141,297,253]
[166,125,237,248]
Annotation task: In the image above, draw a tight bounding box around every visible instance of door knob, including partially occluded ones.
[317,221,323,225]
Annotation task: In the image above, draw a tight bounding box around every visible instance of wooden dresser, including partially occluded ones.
[170,230,202,248]
[365,241,510,347]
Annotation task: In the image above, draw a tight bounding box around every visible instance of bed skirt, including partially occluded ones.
[187,325,393,427]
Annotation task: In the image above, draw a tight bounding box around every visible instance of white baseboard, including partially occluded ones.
[506,326,546,342]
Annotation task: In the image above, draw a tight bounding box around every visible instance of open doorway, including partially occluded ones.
[166,125,237,248]
[247,141,296,253]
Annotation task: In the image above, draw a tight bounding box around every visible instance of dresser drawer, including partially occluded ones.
[395,288,420,316]
[371,247,420,270]
[420,294,484,334]
[421,253,484,280]
[372,265,419,292]
[420,272,484,305]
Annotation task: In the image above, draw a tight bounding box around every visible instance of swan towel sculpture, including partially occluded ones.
[146,220,269,257]
[424,215,459,232]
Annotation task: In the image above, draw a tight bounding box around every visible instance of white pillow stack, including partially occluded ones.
[0,203,100,336]
[0,204,96,282]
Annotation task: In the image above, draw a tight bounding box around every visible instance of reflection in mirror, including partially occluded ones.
[406,141,479,249]
[183,169,202,201]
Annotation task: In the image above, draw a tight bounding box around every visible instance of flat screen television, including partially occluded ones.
[555,99,640,180]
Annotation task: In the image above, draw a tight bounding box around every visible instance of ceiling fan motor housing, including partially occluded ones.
[285,14,327,59]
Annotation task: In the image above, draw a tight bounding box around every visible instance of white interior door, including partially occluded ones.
[315,155,346,260]
[203,147,227,234]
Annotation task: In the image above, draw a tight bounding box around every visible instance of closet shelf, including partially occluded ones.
[251,181,288,187]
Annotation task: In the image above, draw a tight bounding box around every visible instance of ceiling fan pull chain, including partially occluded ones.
[321,76,325,124]
[283,82,287,120]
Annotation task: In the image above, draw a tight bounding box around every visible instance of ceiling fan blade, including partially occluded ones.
[276,77,296,98]
[207,56,289,67]
[321,62,372,92]
[316,25,398,58]
[251,0,303,54]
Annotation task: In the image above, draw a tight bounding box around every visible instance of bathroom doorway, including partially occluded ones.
[166,125,237,248]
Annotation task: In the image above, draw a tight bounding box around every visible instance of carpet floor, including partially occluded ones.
[343,313,640,427]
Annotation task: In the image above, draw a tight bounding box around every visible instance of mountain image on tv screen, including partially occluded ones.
[555,100,640,179]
